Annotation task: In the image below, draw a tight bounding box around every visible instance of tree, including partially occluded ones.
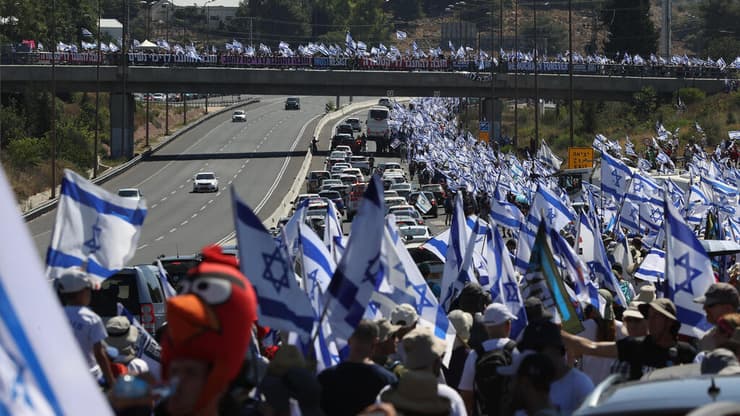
[600,0,658,57]
[519,13,568,55]
[239,0,311,45]
[696,0,740,58]
[388,0,424,22]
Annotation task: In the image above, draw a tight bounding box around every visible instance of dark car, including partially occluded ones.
[319,190,345,216]
[420,183,446,205]
[285,97,300,110]
[408,191,438,218]
[336,123,354,136]
[155,254,203,292]
[331,133,354,150]
[345,117,362,132]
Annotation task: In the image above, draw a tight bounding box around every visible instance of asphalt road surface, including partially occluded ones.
[27,95,363,265]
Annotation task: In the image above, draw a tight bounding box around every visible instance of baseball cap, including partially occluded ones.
[638,298,678,321]
[391,303,418,327]
[402,327,446,370]
[53,269,94,294]
[518,320,563,352]
[483,303,517,326]
[376,319,402,343]
[694,283,740,308]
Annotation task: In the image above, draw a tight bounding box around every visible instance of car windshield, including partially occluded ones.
[118,189,139,197]
[319,191,341,199]
[233,111,244,115]
[370,109,388,120]
[401,227,427,236]
[196,173,215,180]
[287,98,299,103]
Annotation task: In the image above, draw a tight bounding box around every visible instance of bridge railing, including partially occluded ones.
[2,51,738,79]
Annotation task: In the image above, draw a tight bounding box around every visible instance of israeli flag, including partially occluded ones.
[384,218,457,365]
[156,259,177,299]
[324,200,346,264]
[396,30,407,40]
[439,193,478,311]
[46,170,147,283]
[0,167,113,415]
[489,197,525,232]
[324,176,385,344]
[601,151,632,202]
[232,188,315,341]
[578,211,627,306]
[664,193,713,338]
[298,223,335,316]
[633,248,665,283]
[485,226,527,338]
[420,229,449,262]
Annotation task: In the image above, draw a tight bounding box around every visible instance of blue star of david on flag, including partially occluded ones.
[262,247,291,293]
[412,282,436,313]
[307,269,320,301]
[546,208,557,226]
[83,217,103,254]
[611,168,622,187]
[650,207,663,223]
[503,281,520,303]
[633,180,644,193]
[362,252,382,285]
[673,253,703,295]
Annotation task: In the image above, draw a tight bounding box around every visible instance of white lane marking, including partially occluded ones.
[179,184,184,189]
[169,228,177,233]
[180,220,188,226]
[170,190,176,195]
[161,197,167,201]
[208,199,214,204]
[151,203,158,208]
[237,168,242,173]
[191,213,198,218]
[138,244,149,249]
[155,236,165,241]
[200,205,206,211]
[228,180,233,185]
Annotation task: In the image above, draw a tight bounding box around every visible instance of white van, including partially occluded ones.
[366,106,390,140]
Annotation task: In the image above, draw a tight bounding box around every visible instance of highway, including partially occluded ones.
[27,95,355,265]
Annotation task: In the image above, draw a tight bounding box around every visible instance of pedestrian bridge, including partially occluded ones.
[0,65,728,101]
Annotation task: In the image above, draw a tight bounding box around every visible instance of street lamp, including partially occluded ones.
[50,0,57,197]
[568,0,574,147]
[203,0,215,114]
[513,0,518,149]
[533,0,539,149]
[93,0,101,177]
[141,0,156,148]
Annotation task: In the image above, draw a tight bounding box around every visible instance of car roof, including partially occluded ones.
[196,171,215,176]
[575,375,740,415]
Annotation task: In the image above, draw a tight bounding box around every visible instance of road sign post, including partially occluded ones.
[567,147,594,169]
[479,121,490,142]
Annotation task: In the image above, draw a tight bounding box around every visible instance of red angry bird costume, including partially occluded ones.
[161,245,257,411]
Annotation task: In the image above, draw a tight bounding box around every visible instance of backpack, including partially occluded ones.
[473,340,516,416]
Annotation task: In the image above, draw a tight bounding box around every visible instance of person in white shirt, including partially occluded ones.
[458,302,518,416]
[54,270,115,387]
[377,326,468,416]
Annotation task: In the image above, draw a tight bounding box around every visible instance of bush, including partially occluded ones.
[6,137,48,168]
[632,87,658,120]
[676,88,705,105]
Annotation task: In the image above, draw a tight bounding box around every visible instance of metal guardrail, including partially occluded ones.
[22,96,260,222]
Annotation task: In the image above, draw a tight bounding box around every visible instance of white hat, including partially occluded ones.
[53,269,94,294]
[448,310,473,342]
[483,303,516,326]
[391,303,418,327]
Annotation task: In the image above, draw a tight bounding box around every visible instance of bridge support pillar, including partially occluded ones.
[482,98,503,142]
[110,93,135,159]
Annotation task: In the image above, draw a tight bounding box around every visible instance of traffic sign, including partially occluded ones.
[479,121,490,142]
[479,121,490,131]
[567,147,594,169]
[386,89,394,97]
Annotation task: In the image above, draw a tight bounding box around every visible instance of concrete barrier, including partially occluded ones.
[22,97,259,222]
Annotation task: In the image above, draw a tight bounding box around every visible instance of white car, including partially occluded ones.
[232,110,247,122]
[117,188,142,201]
[192,172,219,193]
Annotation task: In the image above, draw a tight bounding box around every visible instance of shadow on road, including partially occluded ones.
[143,150,308,161]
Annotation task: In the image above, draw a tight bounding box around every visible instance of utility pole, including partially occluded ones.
[513,0,518,149]
[533,0,539,147]
[662,0,672,59]
[165,2,169,135]
[94,0,101,177]
[568,0,574,147]
[51,0,57,198]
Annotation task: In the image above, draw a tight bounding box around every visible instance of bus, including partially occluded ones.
[366,106,390,140]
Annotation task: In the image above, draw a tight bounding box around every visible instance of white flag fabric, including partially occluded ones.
[664,194,714,338]
[633,248,665,283]
[396,30,407,40]
[0,166,113,415]
[439,193,478,311]
[46,169,147,284]
[232,189,315,341]
[324,176,386,344]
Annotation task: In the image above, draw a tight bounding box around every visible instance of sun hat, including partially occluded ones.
[391,303,418,327]
[638,298,678,321]
[634,285,657,304]
[622,302,646,320]
[447,310,473,342]
[524,297,553,321]
[105,316,139,358]
[380,370,451,415]
[402,327,446,370]
[694,283,740,308]
[53,269,94,293]
[598,289,615,321]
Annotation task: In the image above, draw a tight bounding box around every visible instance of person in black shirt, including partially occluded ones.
[562,298,697,380]
[318,320,397,416]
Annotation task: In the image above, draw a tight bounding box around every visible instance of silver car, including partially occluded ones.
[192,172,219,193]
